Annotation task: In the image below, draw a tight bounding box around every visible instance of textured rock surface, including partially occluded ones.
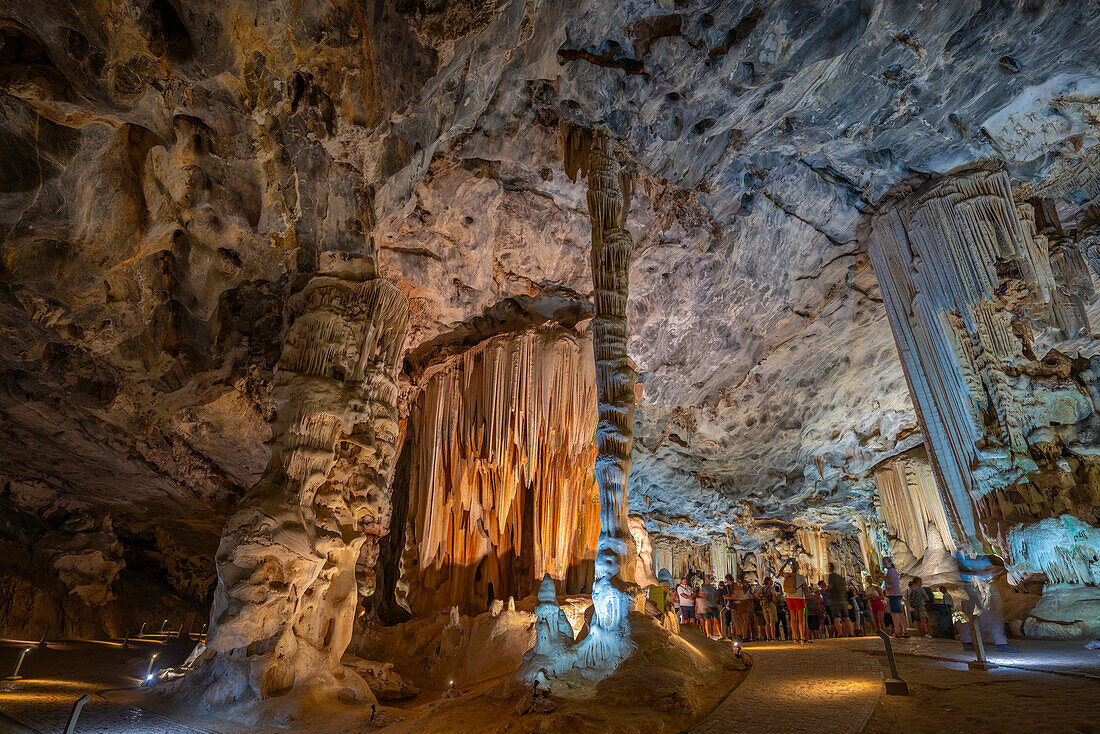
[1,0,1099,635]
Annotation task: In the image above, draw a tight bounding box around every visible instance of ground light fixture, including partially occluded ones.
[4,647,31,680]
[144,653,159,683]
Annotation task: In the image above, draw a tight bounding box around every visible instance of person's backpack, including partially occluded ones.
[783,574,799,595]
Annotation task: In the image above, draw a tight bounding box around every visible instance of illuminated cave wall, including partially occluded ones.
[652,535,712,581]
[395,323,602,616]
[869,162,1100,595]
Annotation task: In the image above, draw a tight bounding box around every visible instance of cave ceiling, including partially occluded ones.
[1,0,1098,545]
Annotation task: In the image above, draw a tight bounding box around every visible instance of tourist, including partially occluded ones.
[882,557,908,638]
[720,574,738,639]
[846,580,863,636]
[694,583,708,630]
[817,580,832,637]
[827,562,850,637]
[700,574,721,639]
[907,577,932,637]
[749,582,765,641]
[865,576,887,633]
[724,579,745,639]
[773,580,789,641]
[939,585,954,612]
[675,577,695,624]
[805,578,823,639]
[779,558,809,643]
[760,576,778,641]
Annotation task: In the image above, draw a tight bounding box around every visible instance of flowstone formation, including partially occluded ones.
[174,273,410,718]
[869,162,1100,634]
[393,323,601,616]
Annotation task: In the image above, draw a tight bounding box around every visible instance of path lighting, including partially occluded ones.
[877,630,910,695]
[4,648,31,680]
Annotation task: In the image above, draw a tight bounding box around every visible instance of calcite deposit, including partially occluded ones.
[0,0,1099,729]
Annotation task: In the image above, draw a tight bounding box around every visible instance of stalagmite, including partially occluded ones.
[396,325,601,615]
[175,275,409,717]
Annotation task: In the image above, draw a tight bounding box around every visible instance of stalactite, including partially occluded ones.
[795,526,829,582]
[178,275,410,718]
[709,537,738,581]
[873,451,956,563]
[397,324,601,616]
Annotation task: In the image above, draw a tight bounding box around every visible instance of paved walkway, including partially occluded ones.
[693,640,883,734]
[0,684,218,733]
[0,639,216,734]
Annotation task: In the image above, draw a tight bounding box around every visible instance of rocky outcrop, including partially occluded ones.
[174,272,409,718]
[869,163,1100,633]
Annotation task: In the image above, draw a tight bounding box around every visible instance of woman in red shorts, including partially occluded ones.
[780,558,810,643]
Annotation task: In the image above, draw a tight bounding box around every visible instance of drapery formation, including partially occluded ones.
[397,324,601,615]
[869,162,1099,590]
[874,451,957,561]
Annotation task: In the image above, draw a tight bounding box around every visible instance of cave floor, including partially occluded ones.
[0,635,1097,733]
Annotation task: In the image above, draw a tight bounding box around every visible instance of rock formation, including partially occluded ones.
[567,126,639,670]
[869,163,1100,631]
[177,272,409,718]
[394,323,601,616]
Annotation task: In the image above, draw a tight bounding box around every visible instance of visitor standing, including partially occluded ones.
[773,580,789,641]
[827,562,850,637]
[805,579,823,639]
[882,557,908,638]
[720,574,737,639]
[760,577,778,641]
[847,580,863,636]
[907,577,932,637]
[675,577,695,624]
[700,575,720,639]
[780,558,809,643]
[818,580,832,637]
[865,576,887,633]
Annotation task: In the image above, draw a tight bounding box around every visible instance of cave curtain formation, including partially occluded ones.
[869,162,1100,595]
[179,274,409,714]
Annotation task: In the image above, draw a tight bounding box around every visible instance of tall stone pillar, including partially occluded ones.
[869,163,1100,621]
[178,274,409,717]
[575,129,638,668]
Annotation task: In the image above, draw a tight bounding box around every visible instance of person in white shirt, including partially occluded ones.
[675,578,696,624]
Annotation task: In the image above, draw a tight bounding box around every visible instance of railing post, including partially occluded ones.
[63,694,90,734]
[877,630,909,695]
[966,613,997,671]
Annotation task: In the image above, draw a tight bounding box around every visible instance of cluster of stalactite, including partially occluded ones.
[652,534,712,581]
[709,536,738,581]
[869,161,1100,595]
[874,449,957,563]
[396,324,601,616]
[181,275,409,714]
[795,526,829,582]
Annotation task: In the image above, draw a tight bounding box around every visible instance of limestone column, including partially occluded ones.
[564,126,637,668]
[179,274,409,716]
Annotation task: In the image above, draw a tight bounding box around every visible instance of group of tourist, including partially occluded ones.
[651,556,967,645]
